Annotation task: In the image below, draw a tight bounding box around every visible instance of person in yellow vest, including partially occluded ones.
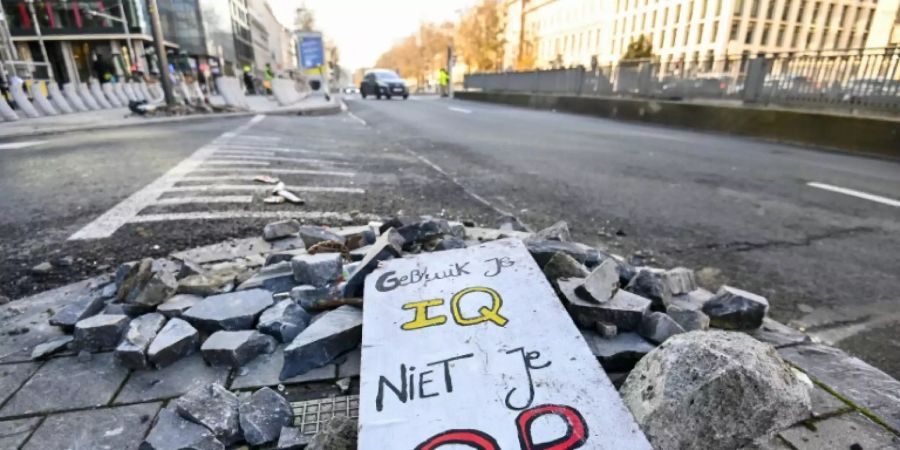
[439,68,449,97]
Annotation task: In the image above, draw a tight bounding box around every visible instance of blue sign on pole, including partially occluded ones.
[299,36,325,69]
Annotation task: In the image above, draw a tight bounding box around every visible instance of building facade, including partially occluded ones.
[504,0,894,69]
[247,0,294,77]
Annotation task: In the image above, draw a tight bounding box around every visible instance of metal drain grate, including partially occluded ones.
[291,394,360,435]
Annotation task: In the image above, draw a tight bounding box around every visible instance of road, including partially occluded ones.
[1,95,898,378]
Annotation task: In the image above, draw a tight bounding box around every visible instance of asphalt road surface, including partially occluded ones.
[1,95,898,379]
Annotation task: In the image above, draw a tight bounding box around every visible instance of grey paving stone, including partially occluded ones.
[174,383,241,445]
[116,313,167,369]
[147,318,199,368]
[0,353,129,417]
[114,354,230,404]
[809,385,850,418]
[0,417,41,449]
[0,362,40,408]
[239,387,293,445]
[581,329,657,372]
[48,290,106,331]
[230,346,336,390]
[156,294,202,318]
[201,330,276,367]
[337,347,361,378]
[73,314,129,352]
[182,289,274,333]
[281,306,362,380]
[751,318,810,348]
[22,402,161,450]
[779,343,900,432]
[778,412,900,449]
[141,407,224,450]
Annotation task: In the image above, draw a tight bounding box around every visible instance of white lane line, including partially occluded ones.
[448,106,472,114]
[0,140,48,150]
[167,184,365,194]
[227,134,280,141]
[404,148,511,217]
[211,154,350,165]
[213,150,277,157]
[347,112,367,126]
[129,210,380,224]
[154,195,253,205]
[191,167,356,177]
[68,115,266,240]
[213,145,336,156]
[807,182,900,208]
[204,160,271,166]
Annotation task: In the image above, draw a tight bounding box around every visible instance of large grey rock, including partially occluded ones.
[621,331,811,450]
[290,285,339,311]
[542,252,589,281]
[277,427,311,449]
[668,288,714,311]
[182,289,274,333]
[532,220,571,241]
[702,286,769,330]
[239,387,293,446]
[176,272,236,296]
[298,225,346,248]
[625,269,672,310]
[577,258,620,302]
[525,239,587,267]
[558,278,650,331]
[157,294,202,318]
[581,330,657,372]
[307,415,357,450]
[30,336,73,360]
[281,305,362,380]
[264,219,301,241]
[637,312,685,344]
[115,313,167,369]
[238,261,296,293]
[666,305,710,331]
[201,330,276,367]
[141,407,225,450]
[343,228,402,297]
[49,290,106,331]
[174,383,242,445]
[291,253,342,287]
[662,267,697,296]
[127,271,177,313]
[751,318,808,348]
[265,248,308,266]
[147,318,199,368]
[258,300,311,343]
[73,314,129,352]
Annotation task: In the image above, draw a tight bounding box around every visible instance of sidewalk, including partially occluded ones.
[0,94,341,140]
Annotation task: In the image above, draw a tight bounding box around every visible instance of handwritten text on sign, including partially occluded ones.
[360,239,651,449]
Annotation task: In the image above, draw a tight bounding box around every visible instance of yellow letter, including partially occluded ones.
[401,299,447,331]
[450,286,509,327]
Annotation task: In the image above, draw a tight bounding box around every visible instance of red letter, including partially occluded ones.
[516,404,589,450]
[415,429,500,450]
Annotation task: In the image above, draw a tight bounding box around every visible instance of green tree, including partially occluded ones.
[621,35,654,61]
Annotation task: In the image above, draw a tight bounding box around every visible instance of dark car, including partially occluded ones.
[360,69,408,100]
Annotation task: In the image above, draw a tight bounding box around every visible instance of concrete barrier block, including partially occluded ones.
[47,82,74,114]
[102,82,124,107]
[77,82,101,110]
[0,95,20,121]
[10,82,41,118]
[29,81,59,116]
[112,82,130,104]
[63,83,89,112]
[126,81,143,101]
[89,80,113,109]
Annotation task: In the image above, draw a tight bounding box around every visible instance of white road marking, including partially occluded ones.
[807,182,900,208]
[213,150,277,157]
[154,195,253,205]
[0,140,48,150]
[204,160,271,166]
[183,170,355,181]
[167,184,365,194]
[347,112,367,126]
[69,115,266,240]
[403,148,511,217]
[192,167,355,177]
[129,210,379,224]
[448,106,472,114]
[210,154,349,165]
[226,133,278,141]
[213,145,337,156]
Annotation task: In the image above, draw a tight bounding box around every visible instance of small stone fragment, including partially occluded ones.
[343,228,402,297]
[577,258,620,302]
[532,220,571,241]
[702,286,769,330]
[116,313,167,369]
[638,312,685,344]
[157,294,203,318]
[126,270,177,313]
[668,288,715,311]
[238,261,296,293]
[141,407,225,450]
[348,245,371,261]
[0,294,9,305]
[73,314,130,351]
[202,330,276,367]
[31,336,73,360]
[182,289,274,333]
[307,415,357,450]
[174,257,206,280]
[581,330,656,372]
[336,377,351,394]
[298,225,346,248]
[495,215,529,232]
[265,248,308,266]
[666,305,710,331]
[31,261,53,274]
[49,290,106,331]
[175,383,242,445]
[239,387,293,445]
[525,239,588,267]
[264,220,301,241]
[291,253,343,287]
[258,300,311,343]
[663,267,697,295]
[558,278,650,331]
[290,285,338,311]
[148,318,200,368]
[281,305,362,379]
[625,269,672,310]
[542,252,589,281]
[595,321,617,339]
[435,237,467,251]
[277,427,311,450]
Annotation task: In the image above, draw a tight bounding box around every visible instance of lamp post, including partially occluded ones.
[146,0,175,106]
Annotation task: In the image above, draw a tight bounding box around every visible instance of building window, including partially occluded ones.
[730,19,740,40]
[745,22,755,43]
[766,0,775,20]
[811,2,820,23]
[782,1,790,20]
[750,0,760,17]
[839,5,849,27]
[735,0,744,16]
[796,2,806,22]
[791,26,800,47]
[776,25,785,46]
[806,30,814,46]
[698,23,705,44]
[761,24,770,45]
[712,21,719,41]
[824,3,834,25]
[701,0,709,18]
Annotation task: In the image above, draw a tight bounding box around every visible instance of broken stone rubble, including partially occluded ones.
[257,300,311,343]
[201,330,276,367]
[703,285,770,330]
[147,318,200,368]
[115,312,166,369]
[263,219,301,242]
[73,314,129,352]
[182,289,273,333]
[291,253,343,287]
[238,387,293,446]
[174,383,242,445]
[281,305,362,380]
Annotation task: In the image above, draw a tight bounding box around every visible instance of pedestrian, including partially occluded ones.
[264,63,274,94]
[439,68,449,97]
[243,64,255,95]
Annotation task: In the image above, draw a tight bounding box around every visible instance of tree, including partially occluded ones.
[375,22,454,85]
[621,35,654,61]
[455,0,505,72]
[515,35,537,70]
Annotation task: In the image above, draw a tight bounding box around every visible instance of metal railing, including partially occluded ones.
[464,48,900,115]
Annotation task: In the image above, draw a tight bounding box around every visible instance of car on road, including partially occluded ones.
[360,69,409,100]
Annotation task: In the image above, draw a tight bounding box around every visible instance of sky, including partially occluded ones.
[268,0,478,72]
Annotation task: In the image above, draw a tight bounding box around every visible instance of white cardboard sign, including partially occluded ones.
[360,239,652,449]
